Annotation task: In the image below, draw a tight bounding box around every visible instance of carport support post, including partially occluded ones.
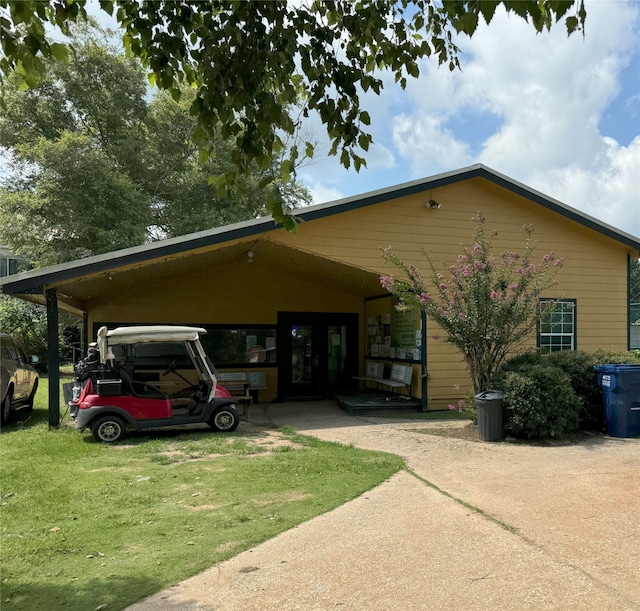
[421,311,428,411]
[46,288,60,427]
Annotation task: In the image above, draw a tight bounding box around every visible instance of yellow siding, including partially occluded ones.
[90,261,362,402]
[86,176,634,409]
[270,177,634,407]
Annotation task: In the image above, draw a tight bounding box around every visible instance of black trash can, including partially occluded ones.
[594,364,640,438]
[474,389,506,441]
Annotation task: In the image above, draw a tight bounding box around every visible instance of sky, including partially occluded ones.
[8,0,639,240]
[297,0,640,238]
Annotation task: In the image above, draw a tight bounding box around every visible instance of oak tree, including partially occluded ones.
[0,1,587,227]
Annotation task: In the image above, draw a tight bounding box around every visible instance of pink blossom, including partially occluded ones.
[474,261,486,272]
[472,243,483,256]
[474,212,485,223]
[490,290,500,301]
[554,259,564,268]
[432,335,440,340]
[439,283,447,290]
[380,275,394,291]
[419,292,430,304]
[509,282,519,291]
[381,245,393,257]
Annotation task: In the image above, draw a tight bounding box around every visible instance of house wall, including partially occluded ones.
[89,260,362,402]
[267,177,635,408]
[84,177,634,410]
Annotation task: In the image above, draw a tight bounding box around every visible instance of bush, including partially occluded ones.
[493,349,640,435]
[550,350,640,430]
[493,364,581,439]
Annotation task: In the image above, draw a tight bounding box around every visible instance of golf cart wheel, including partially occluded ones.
[91,415,126,443]
[209,405,239,432]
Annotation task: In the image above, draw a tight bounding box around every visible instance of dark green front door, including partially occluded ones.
[278,312,358,399]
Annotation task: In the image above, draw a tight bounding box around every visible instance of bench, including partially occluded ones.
[216,372,268,420]
[354,363,414,399]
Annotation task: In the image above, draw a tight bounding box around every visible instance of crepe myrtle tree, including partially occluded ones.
[380,213,564,395]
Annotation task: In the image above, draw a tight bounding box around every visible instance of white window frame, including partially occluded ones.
[538,299,576,354]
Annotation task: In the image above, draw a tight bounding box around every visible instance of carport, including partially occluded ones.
[0,220,423,426]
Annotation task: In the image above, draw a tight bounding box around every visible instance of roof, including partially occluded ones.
[1,163,638,297]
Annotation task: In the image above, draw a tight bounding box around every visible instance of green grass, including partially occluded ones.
[1,378,404,610]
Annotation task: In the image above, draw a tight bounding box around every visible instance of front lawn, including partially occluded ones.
[1,378,404,610]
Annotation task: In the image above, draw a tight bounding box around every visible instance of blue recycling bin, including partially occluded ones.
[594,365,640,438]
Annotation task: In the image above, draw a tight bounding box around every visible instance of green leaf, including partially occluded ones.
[49,43,68,62]
[305,142,315,158]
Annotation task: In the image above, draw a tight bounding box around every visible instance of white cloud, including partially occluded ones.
[529,136,640,236]
[392,113,471,173]
[304,182,345,207]
[303,1,640,237]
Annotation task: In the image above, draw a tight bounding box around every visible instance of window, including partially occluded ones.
[111,342,192,368]
[539,300,576,354]
[95,323,277,368]
[202,327,277,366]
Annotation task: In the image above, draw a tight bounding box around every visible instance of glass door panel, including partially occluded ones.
[278,313,358,399]
[291,325,313,386]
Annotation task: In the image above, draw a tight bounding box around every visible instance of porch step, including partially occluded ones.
[335,393,423,415]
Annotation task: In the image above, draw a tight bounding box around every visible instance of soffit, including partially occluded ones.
[46,238,384,311]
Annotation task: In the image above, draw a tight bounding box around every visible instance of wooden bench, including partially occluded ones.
[217,372,268,420]
[354,363,414,399]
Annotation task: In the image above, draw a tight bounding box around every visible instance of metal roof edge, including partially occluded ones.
[0,216,276,294]
[2,164,637,294]
[480,167,640,252]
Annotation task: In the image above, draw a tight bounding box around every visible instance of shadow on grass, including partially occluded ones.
[0,407,51,431]
[2,573,165,611]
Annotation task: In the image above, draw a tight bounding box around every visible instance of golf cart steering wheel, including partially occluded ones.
[162,359,178,377]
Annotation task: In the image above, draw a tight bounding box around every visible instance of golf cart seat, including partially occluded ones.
[118,365,167,400]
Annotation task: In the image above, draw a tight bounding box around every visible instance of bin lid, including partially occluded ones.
[594,364,640,373]
[474,389,506,400]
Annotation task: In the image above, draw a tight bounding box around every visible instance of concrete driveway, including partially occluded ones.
[129,401,640,610]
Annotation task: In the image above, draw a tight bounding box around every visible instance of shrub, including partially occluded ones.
[494,349,640,434]
[495,364,581,439]
[381,215,562,394]
[549,350,640,430]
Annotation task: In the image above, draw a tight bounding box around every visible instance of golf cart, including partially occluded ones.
[69,325,240,443]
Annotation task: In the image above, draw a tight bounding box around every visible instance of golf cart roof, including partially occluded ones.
[105,326,208,345]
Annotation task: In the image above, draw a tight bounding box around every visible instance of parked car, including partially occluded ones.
[1,333,40,425]
[69,325,240,443]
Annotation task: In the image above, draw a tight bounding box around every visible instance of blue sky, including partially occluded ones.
[13,1,640,239]
[298,0,640,238]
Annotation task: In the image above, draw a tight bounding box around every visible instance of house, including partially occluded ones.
[2,164,638,422]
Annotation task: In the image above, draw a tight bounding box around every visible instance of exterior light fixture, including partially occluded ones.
[426,199,441,209]
[246,249,255,263]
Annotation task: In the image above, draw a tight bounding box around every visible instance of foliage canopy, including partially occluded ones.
[0,22,310,266]
[0,0,587,225]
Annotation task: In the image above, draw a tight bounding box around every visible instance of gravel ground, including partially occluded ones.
[128,401,640,611]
